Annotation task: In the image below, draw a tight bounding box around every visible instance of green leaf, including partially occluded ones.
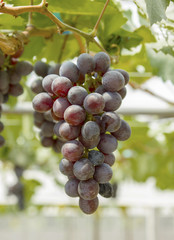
[144,0,170,25]
[134,26,156,43]
[156,46,174,56]
[0,14,26,30]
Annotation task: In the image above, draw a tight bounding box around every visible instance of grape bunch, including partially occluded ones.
[0,49,33,148]
[32,52,131,214]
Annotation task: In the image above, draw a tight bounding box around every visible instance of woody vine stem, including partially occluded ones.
[0,0,112,58]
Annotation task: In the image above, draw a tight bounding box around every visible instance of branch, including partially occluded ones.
[92,0,110,37]
[129,82,174,106]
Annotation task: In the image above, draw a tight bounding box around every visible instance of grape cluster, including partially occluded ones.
[0,49,33,148]
[32,52,131,214]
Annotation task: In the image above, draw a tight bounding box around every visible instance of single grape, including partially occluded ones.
[0,71,9,91]
[53,120,65,138]
[94,52,110,74]
[40,121,55,137]
[67,86,88,106]
[111,119,131,141]
[95,85,106,95]
[100,112,121,132]
[117,86,127,99]
[2,93,9,103]
[48,64,61,75]
[78,179,99,200]
[33,111,44,125]
[102,91,122,111]
[59,61,80,83]
[88,150,104,166]
[79,135,100,149]
[77,53,95,74]
[83,93,105,114]
[9,69,21,85]
[59,158,74,177]
[1,85,9,95]
[102,71,125,92]
[115,69,129,85]
[51,109,63,121]
[99,183,113,198]
[64,105,86,126]
[0,121,4,132]
[104,153,115,166]
[43,110,54,122]
[61,140,84,162]
[40,136,54,147]
[0,92,3,104]
[9,84,23,97]
[79,197,99,214]
[51,76,72,97]
[94,163,113,183]
[52,138,65,153]
[65,178,79,197]
[81,121,100,141]
[59,122,81,141]
[52,98,70,118]
[32,92,54,113]
[0,135,5,147]
[15,61,33,76]
[42,74,58,94]
[31,79,44,94]
[97,133,118,154]
[73,158,95,180]
[34,61,49,77]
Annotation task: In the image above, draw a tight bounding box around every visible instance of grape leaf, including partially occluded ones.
[155,46,174,56]
[144,0,171,25]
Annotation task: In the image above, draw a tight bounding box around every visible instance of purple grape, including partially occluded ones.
[34,111,45,125]
[77,53,95,74]
[100,112,121,132]
[0,135,5,147]
[0,51,5,66]
[43,110,54,122]
[9,84,23,97]
[102,71,125,92]
[9,69,21,85]
[52,138,65,153]
[53,120,65,138]
[73,158,95,180]
[61,140,84,162]
[15,61,33,76]
[78,179,99,200]
[104,153,115,166]
[40,121,55,137]
[83,93,105,114]
[32,92,54,113]
[88,150,104,166]
[81,121,100,141]
[67,86,88,106]
[94,163,113,183]
[59,61,80,83]
[94,52,110,74]
[31,79,44,94]
[111,119,131,141]
[34,61,49,77]
[64,105,86,126]
[59,122,81,140]
[59,158,74,177]
[97,134,118,154]
[0,122,4,132]
[65,178,79,197]
[79,197,99,214]
[51,76,72,97]
[0,71,9,91]
[117,86,127,99]
[52,97,70,118]
[115,69,129,85]
[40,136,54,147]
[102,91,122,111]
[99,183,113,198]
[95,85,106,95]
[42,74,58,94]
[79,135,100,149]
[48,64,61,75]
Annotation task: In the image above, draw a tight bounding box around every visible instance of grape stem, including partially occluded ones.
[91,0,110,37]
[57,34,69,63]
[28,0,34,26]
[0,0,111,58]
